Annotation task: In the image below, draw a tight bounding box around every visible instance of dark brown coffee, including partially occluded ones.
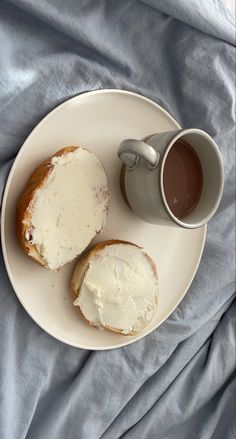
[163,139,203,219]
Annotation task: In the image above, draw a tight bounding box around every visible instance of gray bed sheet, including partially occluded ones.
[0,1,235,438]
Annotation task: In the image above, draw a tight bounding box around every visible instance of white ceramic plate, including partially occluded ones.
[1,90,206,350]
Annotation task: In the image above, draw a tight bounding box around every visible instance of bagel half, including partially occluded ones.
[71,240,159,335]
[16,146,109,270]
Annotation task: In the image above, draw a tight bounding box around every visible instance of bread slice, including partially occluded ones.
[71,240,159,335]
[16,146,109,270]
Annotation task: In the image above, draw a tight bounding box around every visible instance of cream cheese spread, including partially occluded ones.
[28,148,108,270]
[74,243,159,334]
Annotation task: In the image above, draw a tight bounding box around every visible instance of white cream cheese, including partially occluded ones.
[28,148,108,270]
[74,243,159,334]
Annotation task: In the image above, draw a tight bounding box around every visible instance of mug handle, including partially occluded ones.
[118,139,160,169]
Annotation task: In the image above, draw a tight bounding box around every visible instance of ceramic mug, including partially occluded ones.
[118,128,224,228]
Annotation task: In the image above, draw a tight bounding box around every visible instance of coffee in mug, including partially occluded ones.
[118,128,224,228]
[163,139,203,219]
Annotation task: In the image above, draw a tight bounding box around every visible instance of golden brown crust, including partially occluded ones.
[71,239,158,336]
[16,146,79,268]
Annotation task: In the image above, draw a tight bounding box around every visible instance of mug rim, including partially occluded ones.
[159,128,224,229]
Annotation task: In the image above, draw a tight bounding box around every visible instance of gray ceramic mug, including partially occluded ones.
[118,128,224,228]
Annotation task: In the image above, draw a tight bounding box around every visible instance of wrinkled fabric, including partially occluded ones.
[0,1,235,438]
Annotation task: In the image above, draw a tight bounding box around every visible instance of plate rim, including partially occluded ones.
[1,89,207,350]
